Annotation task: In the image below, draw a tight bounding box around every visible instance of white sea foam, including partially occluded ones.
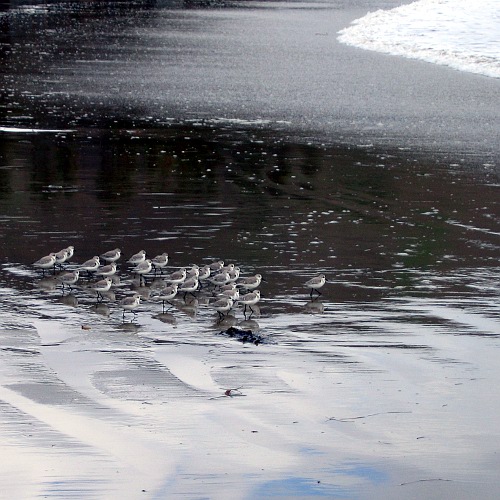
[338,0,500,79]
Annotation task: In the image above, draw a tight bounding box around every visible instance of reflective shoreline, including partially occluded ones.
[0,1,499,498]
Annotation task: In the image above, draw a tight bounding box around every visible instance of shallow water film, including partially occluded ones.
[1,1,500,499]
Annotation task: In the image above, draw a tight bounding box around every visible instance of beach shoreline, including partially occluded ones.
[1,1,499,497]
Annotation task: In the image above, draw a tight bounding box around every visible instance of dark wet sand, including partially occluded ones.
[1,0,499,158]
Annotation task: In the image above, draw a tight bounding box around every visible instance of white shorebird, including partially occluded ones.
[33,253,56,275]
[186,265,200,279]
[151,253,168,274]
[239,290,261,316]
[179,277,199,299]
[54,248,69,267]
[305,274,327,298]
[133,259,152,285]
[154,283,178,313]
[166,268,186,285]
[221,263,235,273]
[237,273,262,291]
[65,246,75,260]
[91,277,112,302]
[127,250,146,265]
[57,270,79,290]
[96,262,117,277]
[198,265,211,281]
[120,293,141,320]
[221,287,239,301]
[100,248,121,263]
[209,260,224,272]
[80,256,100,275]
[227,266,240,283]
[210,296,234,320]
[209,271,230,288]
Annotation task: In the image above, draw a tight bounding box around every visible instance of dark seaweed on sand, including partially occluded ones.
[219,327,265,345]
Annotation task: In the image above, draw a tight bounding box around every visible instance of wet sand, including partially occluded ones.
[1,0,499,157]
[0,127,499,498]
[0,0,500,498]
[1,288,500,498]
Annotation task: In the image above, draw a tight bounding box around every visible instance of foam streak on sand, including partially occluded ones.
[338,0,500,79]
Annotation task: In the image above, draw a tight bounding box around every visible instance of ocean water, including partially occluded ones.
[338,0,500,79]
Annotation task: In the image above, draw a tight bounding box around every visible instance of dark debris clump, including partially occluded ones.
[219,327,265,345]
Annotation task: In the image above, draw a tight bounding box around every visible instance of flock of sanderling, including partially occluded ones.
[32,246,327,321]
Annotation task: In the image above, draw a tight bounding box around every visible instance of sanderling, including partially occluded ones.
[179,277,199,299]
[120,293,141,320]
[33,253,56,275]
[209,271,230,288]
[154,283,178,313]
[227,266,240,283]
[80,256,100,275]
[55,248,69,268]
[197,265,211,289]
[152,252,168,274]
[100,248,121,263]
[239,290,261,316]
[209,260,224,272]
[221,287,239,301]
[132,259,152,285]
[305,274,327,298]
[65,246,75,260]
[96,262,117,277]
[166,268,186,285]
[221,263,235,273]
[127,250,146,265]
[57,270,79,290]
[237,273,262,291]
[210,296,234,320]
[198,265,211,281]
[91,277,113,302]
[186,265,200,279]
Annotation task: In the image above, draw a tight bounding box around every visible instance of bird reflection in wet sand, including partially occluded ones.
[58,293,78,307]
[178,296,199,318]
[305,299,325,314]
[238,319,260,332]
[94,303,111,317]
[34,276,58,291]
[154,312,177,324]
